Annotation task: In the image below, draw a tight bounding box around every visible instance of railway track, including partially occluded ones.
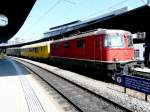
[13,57,132,112]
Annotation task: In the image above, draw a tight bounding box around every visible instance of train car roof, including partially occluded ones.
[7,47,21,49]
[52,28,131,43]
[21,41,52,48]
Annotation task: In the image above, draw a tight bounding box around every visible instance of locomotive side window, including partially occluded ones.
[64,41,69,48]
[95,37,99,47]
[77,39,85,48]
[104,33,124,48]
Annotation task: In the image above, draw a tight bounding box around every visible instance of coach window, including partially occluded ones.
[36,48,37,52]
[30,48,32,52]
[77,39,85,48]
[36,48,38,52]
[34,48,36,53]
[64,41,69,48]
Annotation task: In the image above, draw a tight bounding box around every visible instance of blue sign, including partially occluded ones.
[115,75,150,94]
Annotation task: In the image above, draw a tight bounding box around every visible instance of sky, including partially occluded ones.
[8,0,148,43]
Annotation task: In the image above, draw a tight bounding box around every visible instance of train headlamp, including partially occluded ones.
[114,58,119,62]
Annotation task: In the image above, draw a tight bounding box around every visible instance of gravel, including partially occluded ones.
[13,57,150,112]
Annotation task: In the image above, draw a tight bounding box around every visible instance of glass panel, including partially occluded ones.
[64,41,69,48]
[104,33,124,48]
[134,49,139,58]
[127,34,133,47]
[77,39,84,48]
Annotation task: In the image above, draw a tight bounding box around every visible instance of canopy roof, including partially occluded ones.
[3,5,150,47]
[0,0,36,43]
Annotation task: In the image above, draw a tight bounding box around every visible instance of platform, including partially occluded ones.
[0,58,65,112]
[135,67,150,73]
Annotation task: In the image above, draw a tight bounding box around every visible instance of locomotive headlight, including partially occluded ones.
[114,58,119,62]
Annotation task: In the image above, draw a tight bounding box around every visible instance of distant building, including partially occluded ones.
[133,33,145,61]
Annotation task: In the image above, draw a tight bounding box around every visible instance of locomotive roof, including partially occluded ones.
[53,28,131,43]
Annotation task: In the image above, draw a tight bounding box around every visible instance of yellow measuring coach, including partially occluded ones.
[21,41,52,59]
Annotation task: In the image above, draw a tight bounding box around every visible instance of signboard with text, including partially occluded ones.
[115,75,150,94]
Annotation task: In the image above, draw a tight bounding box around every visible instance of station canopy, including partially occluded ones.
[84,5,150,33]
[0,0,36,43]
[41,4,150,42]
[4,4,150,47]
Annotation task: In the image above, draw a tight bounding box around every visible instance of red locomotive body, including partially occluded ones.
[50,29,135,75]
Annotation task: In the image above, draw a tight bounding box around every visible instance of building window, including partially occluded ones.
[127,34,133,47]
[77,39,85,48]
[134,49,140,58]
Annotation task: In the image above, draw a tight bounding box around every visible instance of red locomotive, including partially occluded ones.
[6,28,135,77]
[51,28,135,76]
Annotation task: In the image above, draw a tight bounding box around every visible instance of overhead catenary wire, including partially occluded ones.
[63,0,76,5]
[20,0,129,38]
[81,0,130,20]
[139,0,147,5]
[20,0,62,38]
[20,0,138,41]
[20,0,77,38]
[30,0,77,36]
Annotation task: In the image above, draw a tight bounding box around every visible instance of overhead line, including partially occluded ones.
[63,0,76,5]
[139,0,147,5]
[20,0,131,40]
[81,0,130,20]
[20,0,62,38]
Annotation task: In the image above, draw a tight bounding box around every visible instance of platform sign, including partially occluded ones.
[115,75,150,94]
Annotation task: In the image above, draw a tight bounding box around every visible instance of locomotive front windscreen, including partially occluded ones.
[104,33,124,48]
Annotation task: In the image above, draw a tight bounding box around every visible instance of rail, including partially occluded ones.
[13,57,132,112]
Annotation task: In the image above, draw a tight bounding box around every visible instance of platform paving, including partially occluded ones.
[0,59,28,112]
[0,58,65,112]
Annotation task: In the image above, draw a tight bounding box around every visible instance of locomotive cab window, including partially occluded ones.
[77,39,85,48]
[104,33,124,48]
